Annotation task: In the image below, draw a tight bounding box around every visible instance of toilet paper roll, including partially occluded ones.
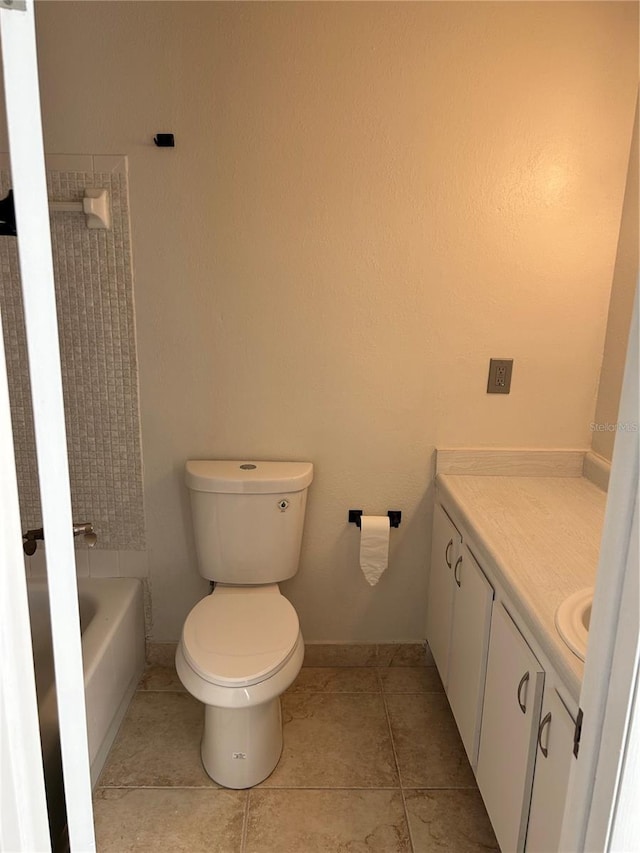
[359,515,390,586]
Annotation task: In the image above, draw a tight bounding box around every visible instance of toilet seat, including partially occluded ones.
[181,589,300,688]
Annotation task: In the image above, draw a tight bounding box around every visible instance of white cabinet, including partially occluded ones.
[447,544,493,769]
[525,688,577,853]
[477,602,545,853]
[426,503,461,685]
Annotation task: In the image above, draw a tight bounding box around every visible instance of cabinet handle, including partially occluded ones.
[445,539,453,568]
[453,556,462,587]
[537,711,552,758]
[517,671,530,714]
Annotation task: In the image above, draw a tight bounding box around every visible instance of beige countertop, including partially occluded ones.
[436,473,607,702]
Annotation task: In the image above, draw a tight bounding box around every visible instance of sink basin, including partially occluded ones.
[555,587,593,662]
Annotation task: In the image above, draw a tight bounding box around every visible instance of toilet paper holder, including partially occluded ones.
[348,509,401,529]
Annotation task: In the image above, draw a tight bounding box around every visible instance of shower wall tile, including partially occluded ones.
[0,162,146,554]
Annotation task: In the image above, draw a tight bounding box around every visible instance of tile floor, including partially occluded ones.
[94,645,499,852]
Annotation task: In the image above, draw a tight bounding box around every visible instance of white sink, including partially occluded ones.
[555,587,593,662]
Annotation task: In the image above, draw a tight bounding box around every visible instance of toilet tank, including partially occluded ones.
[185,460,313,584]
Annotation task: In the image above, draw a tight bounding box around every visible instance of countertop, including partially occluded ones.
[436,473,607,702]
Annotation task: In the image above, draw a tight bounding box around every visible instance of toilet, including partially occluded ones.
[175,459,313,789]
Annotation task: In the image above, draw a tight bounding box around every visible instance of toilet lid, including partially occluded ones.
[181,591,300,688]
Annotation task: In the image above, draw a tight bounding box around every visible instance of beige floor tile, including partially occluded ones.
[245,789,411,852]
[260,693,399,788]
[138,664,185,692]
[287,666,380,693]
[98,692,214,788]
[303,643,380,667]
[93,788,245,852]
[405,789,499,852]
[146,642,178,668]
[380,666,444,694]
[385,694,476,788]
[377,644,429,667]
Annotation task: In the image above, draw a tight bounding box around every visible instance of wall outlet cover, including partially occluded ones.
[487,358,513,394]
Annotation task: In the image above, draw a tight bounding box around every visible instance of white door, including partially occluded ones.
[447,544,494,769]
[477,602,545,853]
[526,688,577,853]
[426,503,461,686]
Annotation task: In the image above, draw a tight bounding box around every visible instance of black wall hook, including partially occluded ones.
[0,190,17,237]
[153,133,175,148]
[348,510,401,528]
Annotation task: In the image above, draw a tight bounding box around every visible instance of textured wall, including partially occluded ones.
[0,157,145,553]
[592,104,639,461]
[0,2,637,642]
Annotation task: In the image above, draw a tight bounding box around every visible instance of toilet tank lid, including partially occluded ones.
[185,460,313,494]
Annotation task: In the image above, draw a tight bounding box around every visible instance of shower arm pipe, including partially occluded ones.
[22,522,97,554]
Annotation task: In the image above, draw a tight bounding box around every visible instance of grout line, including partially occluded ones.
[240,789,250,853]
[95,783,478,792]
[380,688,416,853]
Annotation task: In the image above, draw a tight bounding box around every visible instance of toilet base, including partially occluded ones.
[201,697,283,789]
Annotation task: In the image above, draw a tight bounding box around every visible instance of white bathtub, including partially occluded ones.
[27,576,145,846]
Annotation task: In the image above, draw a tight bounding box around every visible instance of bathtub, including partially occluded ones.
[27,576,145,846]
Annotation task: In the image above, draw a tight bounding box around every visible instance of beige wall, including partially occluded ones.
[1,2,637,642]
[592,103,639,461]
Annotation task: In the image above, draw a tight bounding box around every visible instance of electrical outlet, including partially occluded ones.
[487,358,513,394]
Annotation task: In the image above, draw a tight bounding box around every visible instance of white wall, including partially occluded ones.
[592,103,639,461]
[1,2,637,642]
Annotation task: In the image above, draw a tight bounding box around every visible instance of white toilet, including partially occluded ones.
[175,459,313,789]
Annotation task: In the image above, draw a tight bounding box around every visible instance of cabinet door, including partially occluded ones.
[426,503,461,686]
[447,545,494,769]
[477,602,545,853]
[525,688,576,853]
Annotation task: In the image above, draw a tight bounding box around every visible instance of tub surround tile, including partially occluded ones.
[88,548,119,578]
[404,789,499,852]
[118,549,148,578]
[385,693,476,789]
[98,692,215,788]
[287,667,381,694]
[74,548,90,577]
[380,666,444,694]
[245,789,412,852]
[93,788,245,853]
[259,693,399,789]
[0,166,145,551]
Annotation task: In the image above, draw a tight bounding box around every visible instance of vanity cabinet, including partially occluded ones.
[426,503,461,685]
[525,687,577,852]
[476,602,545,853]
[447,544,494,768]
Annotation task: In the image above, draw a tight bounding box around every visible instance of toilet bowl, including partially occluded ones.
[176,585,304,788]
[176,460,313,789]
